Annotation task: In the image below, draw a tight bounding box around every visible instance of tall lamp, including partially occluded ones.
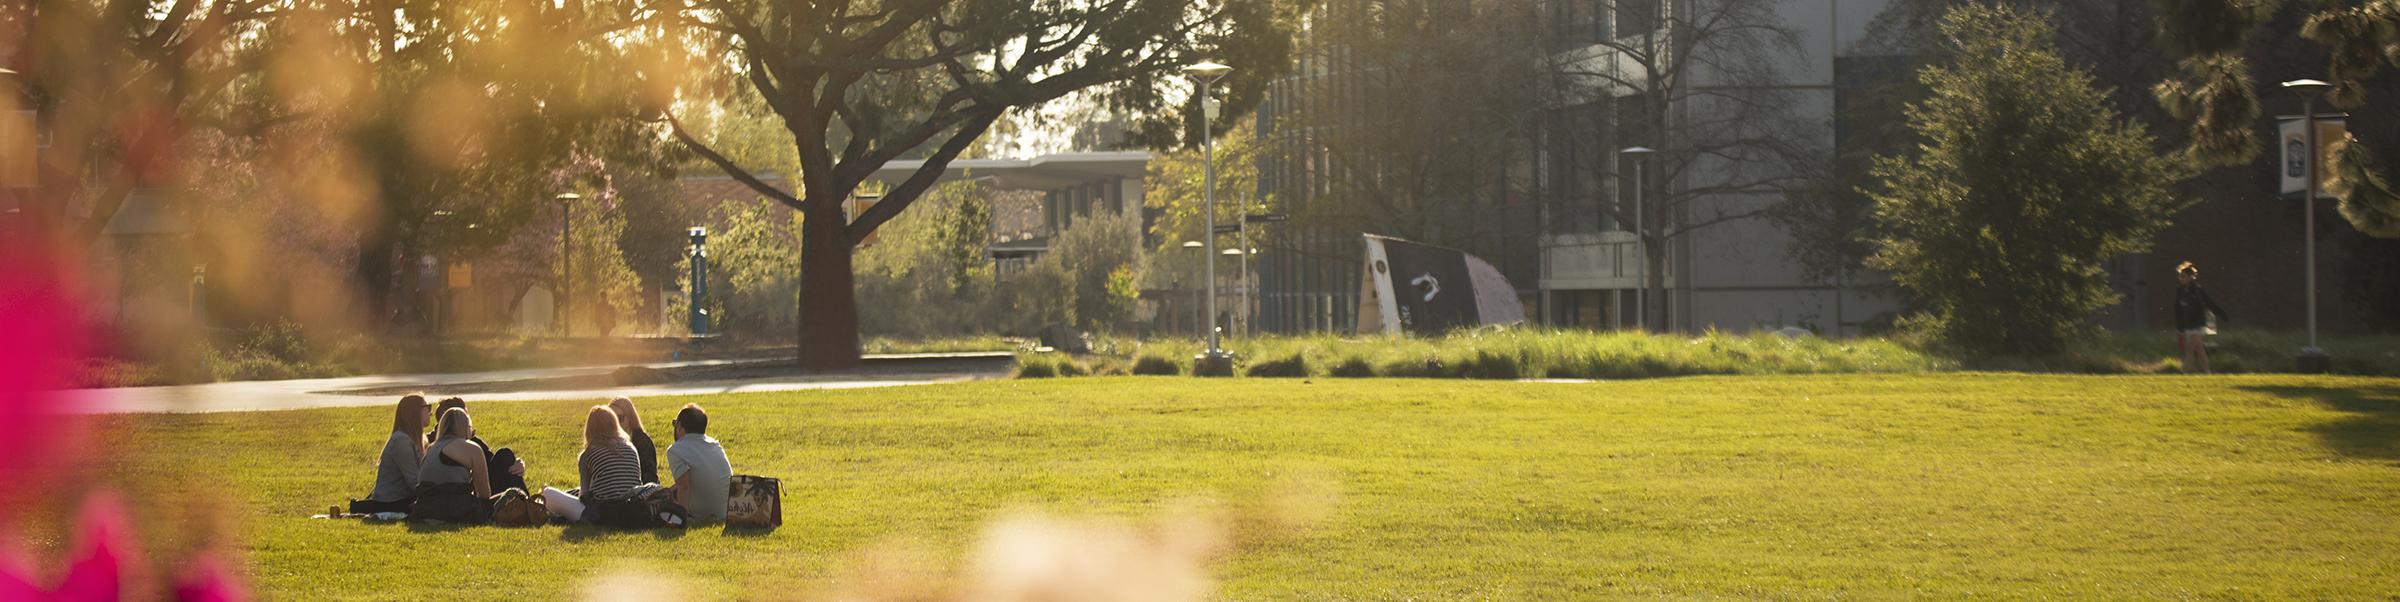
[2282,79,2334,373]
[1184,60,1235,375]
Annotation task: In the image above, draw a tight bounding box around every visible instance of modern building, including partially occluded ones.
[1252,0,1900,335]
[865,151,1152,272]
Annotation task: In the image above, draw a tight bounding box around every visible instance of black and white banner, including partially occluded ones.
[1357,234,1526,335]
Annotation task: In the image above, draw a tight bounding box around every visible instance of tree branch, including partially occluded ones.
[663,111,808,212]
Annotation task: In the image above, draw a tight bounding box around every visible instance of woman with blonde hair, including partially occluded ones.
[540,405,647,522]
[347,394,431,514]
[412,406,497,523]
[608,397,660,485]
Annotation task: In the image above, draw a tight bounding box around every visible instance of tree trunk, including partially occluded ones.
[357,223,398,332]
[796,201,861,369]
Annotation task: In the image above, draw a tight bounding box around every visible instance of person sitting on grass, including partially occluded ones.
[412,407,498,523]
[608,397,660,485]
[430,397,530,492]
[346,394,430,515]
[666,403,733,522]
[538,406,646,523]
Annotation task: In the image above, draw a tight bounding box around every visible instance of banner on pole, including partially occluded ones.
[2279,115,2347,199]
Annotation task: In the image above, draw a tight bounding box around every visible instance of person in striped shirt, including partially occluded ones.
[539,405,646,522]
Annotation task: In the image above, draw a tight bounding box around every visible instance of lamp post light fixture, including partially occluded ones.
[555,192,581,336]
[1184,61,1235,375]
[1619,146,1655,331]
[2283,79,2334,373]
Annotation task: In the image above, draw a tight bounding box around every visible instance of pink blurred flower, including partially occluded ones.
[0,248,94,518]
[0,493,248,602]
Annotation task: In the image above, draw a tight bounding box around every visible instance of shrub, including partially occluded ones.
[1456,350,1522,380]
[1380,356,1447,378]
[1131,354,1183,376]
[1015,356,1057,378]
[1054,357,1090,377]
[1328,355,1376,378]
[1245,354,1310,378]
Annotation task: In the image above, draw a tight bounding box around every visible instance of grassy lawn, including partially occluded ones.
[86,374,2400,599]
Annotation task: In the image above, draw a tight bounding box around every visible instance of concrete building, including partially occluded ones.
[1253,0,1898,335]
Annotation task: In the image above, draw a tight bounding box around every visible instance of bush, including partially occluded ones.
[1455,350,1522,380]
[1328,355,1376,378]
[1015,356,1057,378]
[1054,357,1090,377]
[1131,354,1183,376]
[1245,354,1310,378]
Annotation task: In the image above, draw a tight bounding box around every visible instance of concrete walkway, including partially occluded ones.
[64,355,1013,414]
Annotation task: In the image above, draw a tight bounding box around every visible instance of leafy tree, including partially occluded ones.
[1,0,279,250]
[655,0,1310,368]
[855,180,996,338]
[1035,211,1141,332]
[1866,5,2188,355]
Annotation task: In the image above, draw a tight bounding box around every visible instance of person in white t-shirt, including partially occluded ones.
[666,403,734,522]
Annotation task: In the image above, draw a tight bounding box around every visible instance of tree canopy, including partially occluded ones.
[1867,4,2188,356]
[656,0,1311,367]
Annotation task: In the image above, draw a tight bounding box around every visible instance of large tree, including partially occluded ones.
[257,0,670,330]
[1,0,277,251]
[655,0,1308,368]
[2155,0,2400,238]
[1866,4,2187,355]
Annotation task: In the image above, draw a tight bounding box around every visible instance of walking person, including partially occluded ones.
[2174,261,2230,374]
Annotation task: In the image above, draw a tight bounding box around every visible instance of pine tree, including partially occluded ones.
[1867,5,2189,356]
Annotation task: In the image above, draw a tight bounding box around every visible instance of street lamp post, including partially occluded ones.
[1184,61,1235,375]
[555,192,581,336]
[2283,79,2334,373]
[1620,146,1654,331]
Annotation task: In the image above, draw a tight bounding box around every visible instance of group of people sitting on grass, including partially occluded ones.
[344,394,734,527]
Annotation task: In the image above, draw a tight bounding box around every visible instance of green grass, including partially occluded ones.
[79,374,2400,598]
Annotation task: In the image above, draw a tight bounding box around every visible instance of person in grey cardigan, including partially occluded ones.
[348,394,431,514]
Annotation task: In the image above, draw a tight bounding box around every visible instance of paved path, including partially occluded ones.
[64,356,1012,414]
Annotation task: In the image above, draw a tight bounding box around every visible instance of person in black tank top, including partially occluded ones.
[2173,262,2229,374]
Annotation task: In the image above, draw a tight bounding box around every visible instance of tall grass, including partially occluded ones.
[1094,329,1956,380]
[1004,329,2400,381]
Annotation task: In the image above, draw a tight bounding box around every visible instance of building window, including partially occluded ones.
[1614,0,1659,39]
[1553,0,1604,45]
